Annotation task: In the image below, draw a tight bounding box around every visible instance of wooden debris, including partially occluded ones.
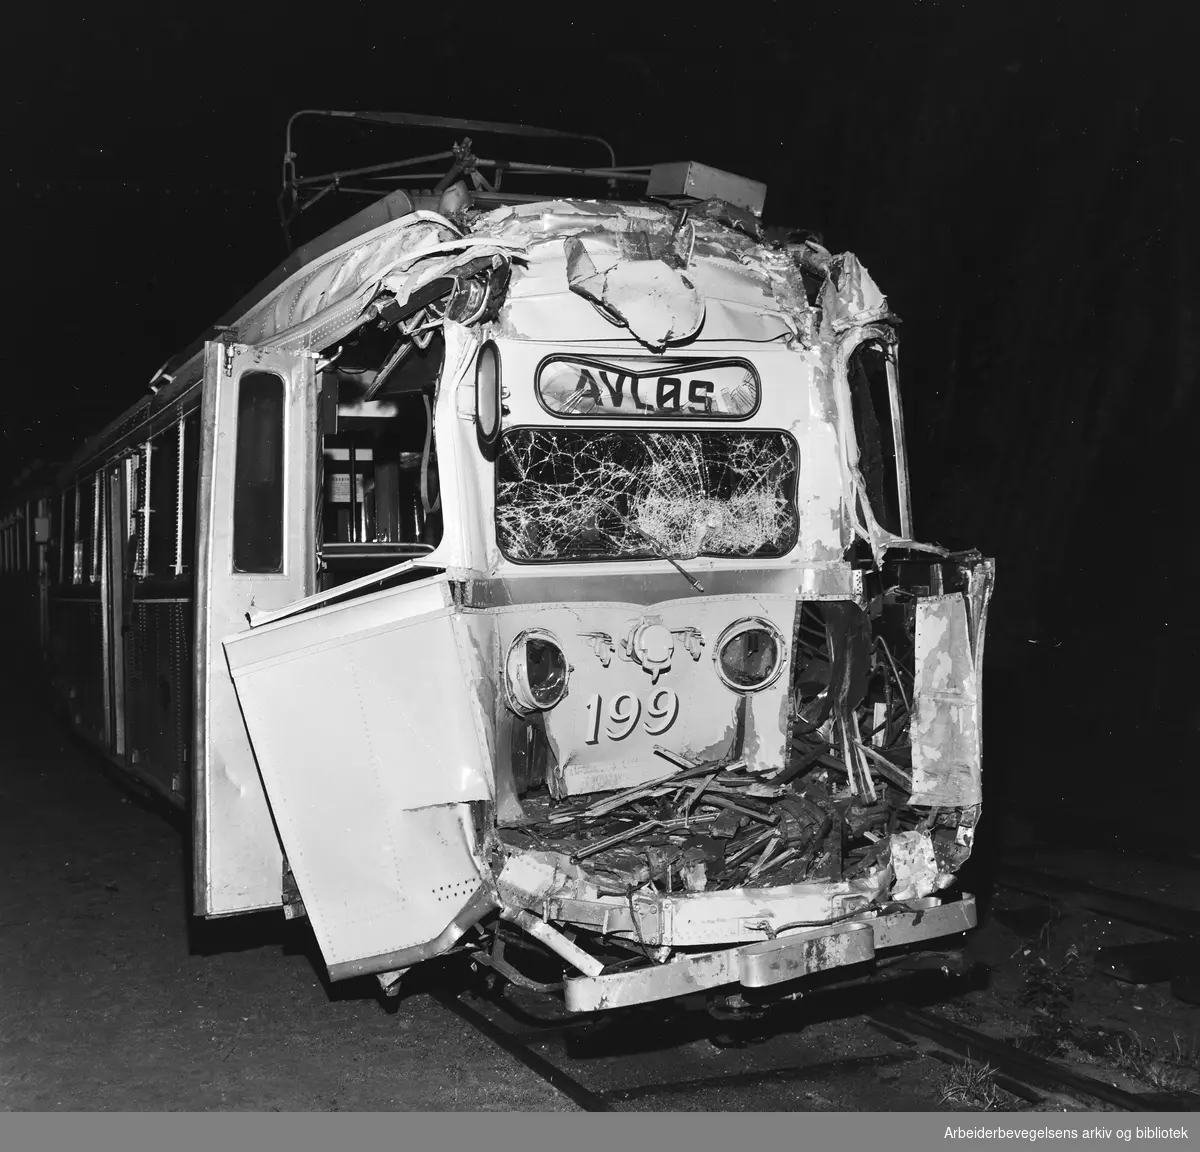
[724,825,776,865]
[571,819,661,861]
[701,794,779,825]
[505,707,932,893]
[709,810,742,839]
[854,741,914,791]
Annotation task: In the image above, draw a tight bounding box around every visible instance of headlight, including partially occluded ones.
[714,618,786,693]
[506,629,570,714]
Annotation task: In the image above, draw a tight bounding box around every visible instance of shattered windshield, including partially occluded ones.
[496,429,798,562]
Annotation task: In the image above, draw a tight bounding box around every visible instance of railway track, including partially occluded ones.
[867,1005,1198,1112]
[996,865,1200,938]
[995,862,1200,1005]
[425,860,1200,1111]
[431,974,1199,1112]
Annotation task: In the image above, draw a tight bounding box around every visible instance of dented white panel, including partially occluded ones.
[308,800,483,971]
[564,234,705,350]
[909,593,984,808]
[494,596,796,795]
[222,576,493,970]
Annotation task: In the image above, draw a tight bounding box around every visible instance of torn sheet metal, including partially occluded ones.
[474,200,805,346]
[237,212,457,346]
[496,849,601,909]
[259,236,527,355]
[909,593,984,809]
[564,234,704,350]
[225,197,886,366]
[820,253,890,335]
[889,829,953,901]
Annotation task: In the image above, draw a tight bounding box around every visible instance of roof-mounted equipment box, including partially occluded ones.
[646,161,767,217]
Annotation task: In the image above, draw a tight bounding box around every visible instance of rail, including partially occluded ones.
[427,971,1199,1112]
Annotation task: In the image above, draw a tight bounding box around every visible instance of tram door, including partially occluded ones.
[194,342,317,916]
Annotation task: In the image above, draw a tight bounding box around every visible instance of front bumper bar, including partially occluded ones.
[562,894,976,1012]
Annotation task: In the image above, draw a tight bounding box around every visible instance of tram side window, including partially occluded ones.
[49,493,61,583]
[180,411,199,576]
[232,373,285,574]
[71,484,84,584]
[79,474,99,584]
[148,422,179,578]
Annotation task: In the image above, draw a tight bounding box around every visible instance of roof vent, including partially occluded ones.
[646,161,767,217]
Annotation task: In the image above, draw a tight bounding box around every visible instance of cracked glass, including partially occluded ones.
[496,429,798,562]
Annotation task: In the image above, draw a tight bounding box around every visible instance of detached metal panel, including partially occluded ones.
[223,577,493,976]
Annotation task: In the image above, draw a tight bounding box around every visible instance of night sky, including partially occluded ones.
[8,3,1195,815]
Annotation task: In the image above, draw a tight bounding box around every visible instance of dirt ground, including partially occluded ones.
[0,665,582,1112]
[944,846,1200,1103]
[0,690,958,1112]
[2,659,1196,1112]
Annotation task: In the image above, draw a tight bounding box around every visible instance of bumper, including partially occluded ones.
[562,893,976,1012]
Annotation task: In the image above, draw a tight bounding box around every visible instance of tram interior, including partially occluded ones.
[319,325,444,589]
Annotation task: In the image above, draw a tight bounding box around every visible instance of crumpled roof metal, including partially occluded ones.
[229,197,891,355]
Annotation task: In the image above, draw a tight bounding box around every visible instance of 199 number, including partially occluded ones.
[583,688,680,744]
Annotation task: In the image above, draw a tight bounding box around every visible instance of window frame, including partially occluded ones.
[231,369,287,576]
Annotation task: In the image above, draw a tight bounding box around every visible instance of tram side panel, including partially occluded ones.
[1,504,43,669]
[38,409,201,806]
[46,475,108,748]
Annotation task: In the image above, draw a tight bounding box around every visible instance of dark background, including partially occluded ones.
[7,2,1195,824]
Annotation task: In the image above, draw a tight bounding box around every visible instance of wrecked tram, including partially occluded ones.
[2,115,993,1013]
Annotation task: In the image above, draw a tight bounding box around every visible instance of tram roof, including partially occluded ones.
[61,191,890,480]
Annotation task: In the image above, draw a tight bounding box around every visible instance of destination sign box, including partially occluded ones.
[536,357,759,418]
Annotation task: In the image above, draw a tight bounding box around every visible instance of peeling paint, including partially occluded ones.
[909,594,984,809]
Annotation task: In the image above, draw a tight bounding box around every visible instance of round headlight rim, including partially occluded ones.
[505,627,570,715]
[712,616,787,694]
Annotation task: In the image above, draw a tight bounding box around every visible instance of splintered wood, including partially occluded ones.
[495,615,950,895]
[500,738,916,895]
